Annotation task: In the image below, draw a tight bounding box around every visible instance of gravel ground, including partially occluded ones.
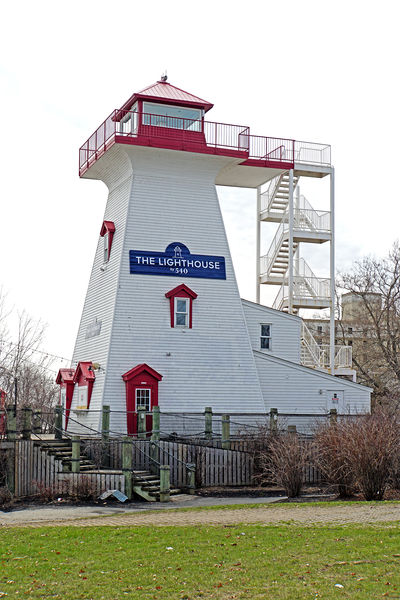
[1,499,400,528]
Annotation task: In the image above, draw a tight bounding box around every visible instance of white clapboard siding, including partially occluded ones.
[254,350,371,418]
[242,299,302,363]
[71,145,267,436]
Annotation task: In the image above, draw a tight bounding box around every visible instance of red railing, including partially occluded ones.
[79,110,328,176]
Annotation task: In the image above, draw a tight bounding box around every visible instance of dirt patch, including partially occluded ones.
[3,502,400,528]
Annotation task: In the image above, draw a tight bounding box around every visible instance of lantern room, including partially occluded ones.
[116,75,213,138]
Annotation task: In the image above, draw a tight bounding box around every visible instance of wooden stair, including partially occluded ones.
[132,469,183,502]
[34,439,102,473]
[34,440,183,502]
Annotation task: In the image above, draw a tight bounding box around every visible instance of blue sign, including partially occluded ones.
[129,242,226,280]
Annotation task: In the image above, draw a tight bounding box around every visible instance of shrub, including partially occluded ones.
[258,432,308,497]
[0,486,12,506]
[343,409,400,501]
[32,480,66,502]
[313,421,356,498]
[69,476,99,501]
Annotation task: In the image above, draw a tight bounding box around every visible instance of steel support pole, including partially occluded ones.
[288,170,294,314]
[330,168,335,375]
[256,187,261,304]
[295,183,300,274]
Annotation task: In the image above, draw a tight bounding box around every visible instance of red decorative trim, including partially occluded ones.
[73,362,95,409]
[55,368,75,429]
[165,283,198,328]
[100,220,115,261]
[122,363,163,383]
[122,364,163,436]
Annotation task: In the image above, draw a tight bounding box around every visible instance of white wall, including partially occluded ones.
[242,300,301,363]
[254,349,371,417]
[70,145,267,435]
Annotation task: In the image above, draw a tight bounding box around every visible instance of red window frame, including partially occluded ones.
[165,283,198,329]
[100,220,116,261]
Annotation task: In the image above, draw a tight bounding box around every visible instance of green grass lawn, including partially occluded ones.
[1,515,400,599]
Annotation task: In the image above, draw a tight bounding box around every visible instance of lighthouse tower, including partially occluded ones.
[63,77,338,436]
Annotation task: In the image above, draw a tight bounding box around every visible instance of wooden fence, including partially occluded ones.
[1,440,125,498]
[84,439,255,488]
[1,436,322,500]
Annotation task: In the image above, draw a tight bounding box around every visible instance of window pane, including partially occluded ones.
[142,102,201,131]
[176,299,187,313]
[261,324,270,337]
[261,337,270,349]
[176,313,187,326]
[136,389,150,411]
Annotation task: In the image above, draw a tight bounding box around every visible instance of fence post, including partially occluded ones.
[187,462,196,495]
[151,406,160,442]
[6,409,17,441]
[71,436,81,473]
[329,408,337,424]
[32,410,42,436]
[137,406,147,440]
[101,405,110,468]
[269,408,278,433]
[221,414,230,450]
[122,437,133,500]
[204,407,213,440]
[159,465,170,502]
[102,405,110,443]
[55,406,63,439]
[22,407,32,440]
[150,407,161,472]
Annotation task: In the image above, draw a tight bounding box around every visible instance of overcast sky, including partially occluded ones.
[1,0,399,367]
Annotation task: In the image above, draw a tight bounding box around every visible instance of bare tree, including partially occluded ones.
[337,242,400,405]
[0,291,58,414]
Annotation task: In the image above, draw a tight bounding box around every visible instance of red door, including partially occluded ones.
[122,364,162,436]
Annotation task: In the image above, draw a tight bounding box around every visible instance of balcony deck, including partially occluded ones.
[79,110,331,187]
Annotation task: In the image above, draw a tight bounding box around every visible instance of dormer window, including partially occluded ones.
[165,284,198,329]
[100,221,115,263]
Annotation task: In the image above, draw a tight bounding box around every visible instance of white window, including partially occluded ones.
[135,388,151,412]
[77,386,88,408]
[103,232,109,263]
[260,324,271,350]
[175,297,189,327]
[60,387,66,407]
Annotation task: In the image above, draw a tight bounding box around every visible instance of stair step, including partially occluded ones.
[149,488,181,497]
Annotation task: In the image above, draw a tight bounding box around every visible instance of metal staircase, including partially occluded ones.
[259,173,331,312]
[300,322,353,373]
[260,172,300,222]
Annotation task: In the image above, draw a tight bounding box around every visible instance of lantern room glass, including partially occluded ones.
[142,102,202,131]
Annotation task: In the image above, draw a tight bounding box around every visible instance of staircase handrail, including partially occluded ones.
[260,219,286,276]
[301,321,323,366]
[272,283,286,310]
[260,174,284,212]
[319,344,353,368]
[294,258,330,300]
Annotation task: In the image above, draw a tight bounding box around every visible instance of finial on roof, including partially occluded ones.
[160,71,168,82]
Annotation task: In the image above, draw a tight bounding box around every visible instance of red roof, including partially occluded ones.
[56,368,75,384]
[122,363,163,382]
[165,283,198,299]
[72,361,95,384]
[120,80,213,113]
[100,220,115,236]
